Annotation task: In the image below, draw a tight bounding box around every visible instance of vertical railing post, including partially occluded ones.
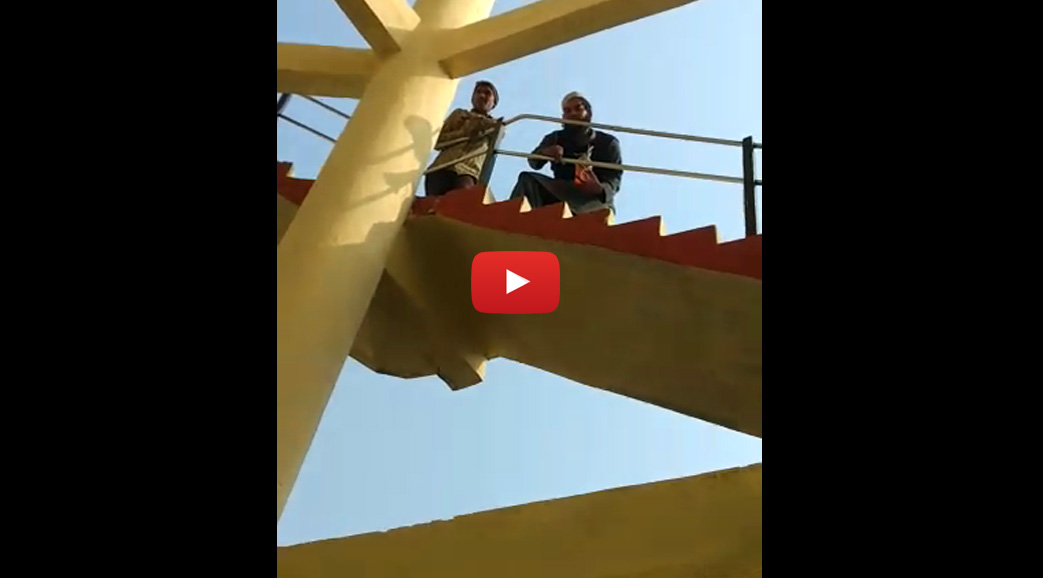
[741,136,757,237]
[277,93,292,117]
[477,123,507,188]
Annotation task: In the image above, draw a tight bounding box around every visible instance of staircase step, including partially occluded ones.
[276,162,311,206]
[275,162,762,281]
[659,225,719,265]
[593,217,665,257]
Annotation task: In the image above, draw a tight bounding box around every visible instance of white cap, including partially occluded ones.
[561,91,591,109]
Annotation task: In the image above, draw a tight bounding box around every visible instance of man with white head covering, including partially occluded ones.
[508,91,623,215]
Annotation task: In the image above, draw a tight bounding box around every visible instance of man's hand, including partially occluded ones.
[578,181,602,195]
[540,145,564,162]
[576,168,602,196]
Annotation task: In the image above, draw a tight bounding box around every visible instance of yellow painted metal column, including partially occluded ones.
[277,0,497,521]
[277,464,763,577]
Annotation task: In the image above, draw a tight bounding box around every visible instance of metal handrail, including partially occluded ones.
[425,145,742,185]
[506,113,757,148]
[436,114,760,150]
[424,127,501,174]
[276,100,763,236]
[425,115,758,184]
[500,151,744,184]
[423,112,762,237]
[280,114,337,143]
[298,94,351,120]
[276,93,350,144]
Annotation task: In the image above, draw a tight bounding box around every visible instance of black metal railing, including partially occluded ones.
[277,93,350,143]
[277,94,762,237]
[427,115,762,237]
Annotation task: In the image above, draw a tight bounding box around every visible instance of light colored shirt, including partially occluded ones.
[429,108,501,179]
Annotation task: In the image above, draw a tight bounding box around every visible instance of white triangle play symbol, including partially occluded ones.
[506,268,530,294]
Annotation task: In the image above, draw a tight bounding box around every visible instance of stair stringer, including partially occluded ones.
[277,167,761,438]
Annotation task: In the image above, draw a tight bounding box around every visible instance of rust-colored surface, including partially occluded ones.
[276,162,312,207]
[277,162,762,438]
[276,163,761,281]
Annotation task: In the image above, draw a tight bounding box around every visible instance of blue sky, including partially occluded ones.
[277,0,762,546]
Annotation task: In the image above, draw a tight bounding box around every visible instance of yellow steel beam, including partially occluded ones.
[334,0,420,56]
[277,43,379,98]
[360,214,761,439]
[438,0,702,78]
[276,194,297,245]
[383,224,490,389]
[276,0,498,522]
[277,463,762,577]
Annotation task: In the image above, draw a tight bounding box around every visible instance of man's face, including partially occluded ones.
[562,98,589,123]
[472,85,495,113]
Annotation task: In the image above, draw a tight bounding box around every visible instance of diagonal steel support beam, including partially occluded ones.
[335,0,420,56]
[278,464,762,577]
[438,0,702,78]
[277,43,380,98]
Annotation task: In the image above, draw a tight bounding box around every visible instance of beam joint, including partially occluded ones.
[277,43,379,99]
[438,0,701,78]
[335,0,420,56]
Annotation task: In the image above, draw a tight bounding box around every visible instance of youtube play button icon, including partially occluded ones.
[472,251,560,314]
[506,269,529,294]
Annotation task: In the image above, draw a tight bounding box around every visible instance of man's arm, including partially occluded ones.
[463,116,504,147]
[529,132,558,170]
[433,109,468,150]
[592,136,623,204]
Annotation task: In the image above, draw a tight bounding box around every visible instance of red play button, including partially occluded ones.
[471,251,560,314]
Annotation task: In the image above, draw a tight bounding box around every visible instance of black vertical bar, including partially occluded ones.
[277,93,292,116]
[477,123,506,188]
[742,136,757,237]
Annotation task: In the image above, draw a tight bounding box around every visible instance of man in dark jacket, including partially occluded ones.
[509,92,623,215]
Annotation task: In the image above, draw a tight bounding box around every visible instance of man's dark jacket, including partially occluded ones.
[528,128,623,211]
